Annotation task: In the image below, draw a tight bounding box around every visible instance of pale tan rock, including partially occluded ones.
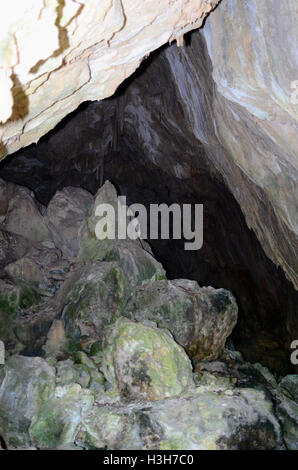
[201,0,298,288]
[0,0,218,156]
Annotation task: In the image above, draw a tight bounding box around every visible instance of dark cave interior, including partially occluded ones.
[0,31,297,376]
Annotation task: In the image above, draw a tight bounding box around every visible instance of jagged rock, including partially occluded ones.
[0,356,55,448]
[60,261,130,353]
[0,1,218,155]
[82,383,282,450]
[4,256,53,296]
[101,317,194,401]
[45,187,93,257]
[79,181,166,285]
[0,229,32,275]
[29,383,94,450]
[0,278,39,315]
[42,319,68,359]
[125,279,238,360]
[279,375,298,403]
[0,275,55,353]
[0,176,294,450]
[0,279,36,352]
[0,340,290,450]
[275,395,298,450]
[195,358,298,451]
[1,183,49,242]
[201,0,298,290]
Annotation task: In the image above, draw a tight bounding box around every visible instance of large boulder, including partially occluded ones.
[1,183,50,242]
[60,261,130,353]
[82,379,282,450]
[125,279,238,360]
[45,187,93,257]
[29,384,94,450]
[0,356,55,448]
[0,229,32,275]
[101,317,194,401]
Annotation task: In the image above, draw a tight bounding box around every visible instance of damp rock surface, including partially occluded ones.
[0,180,296,450]
[125,279,238,360]
[102,317,194,401]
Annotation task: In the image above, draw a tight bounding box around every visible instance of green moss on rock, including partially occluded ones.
[102,317,194,401]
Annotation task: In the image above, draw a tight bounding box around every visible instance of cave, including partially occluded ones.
[1,30,297,375]
[0,0,297,452]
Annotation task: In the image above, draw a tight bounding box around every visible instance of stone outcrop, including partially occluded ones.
[125,279,238,361]
[201,0,298,290]
[0,179,297,450]
[0,1,296,372]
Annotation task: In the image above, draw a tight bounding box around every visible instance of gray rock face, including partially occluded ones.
[78,181,166,285]
[0,180,296,450]
[202,0,298,290]
[102,317,194,401]
[0,229,32,275]
[125,279,238,361]
[279,375,298,403]
[1,181,49,243]
[83,386,282,450]
[45,187,93,258]
[0,356,55,448]
[61,261,129,352]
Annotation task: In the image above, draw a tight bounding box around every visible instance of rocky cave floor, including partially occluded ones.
[0,178,297,450]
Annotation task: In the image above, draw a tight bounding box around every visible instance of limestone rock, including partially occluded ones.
[4,256,53,297]
[0,1,219,156]
[42,319,68,359]
[0,278,39,352]
[201,0,298,289]
[82,384,282,450]
[275,395,298,450]
[61,260,130,352]
[125,279,238,360]
[45,187,93,257]
[101,317,194,401]
[29,383,94,450]
[79,181,166,286]
[0,278,39,315]
[0,356,55,448]
[279,375,298,403]
[0,229,32,275]
[2,183,49,242]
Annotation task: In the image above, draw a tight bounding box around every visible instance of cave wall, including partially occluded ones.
[0,1,297,370]
[202,0,298,290]
[1,28,297,373]
[121,0,298,291]
[0,0,296,293]
[0,0,219,155]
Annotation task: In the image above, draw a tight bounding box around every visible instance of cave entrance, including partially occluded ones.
[0,31,297,375]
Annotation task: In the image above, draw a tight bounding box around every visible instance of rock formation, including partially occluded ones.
[0,0,296,294]
[0,0,297,451]
[0,180,297,450]
[0,0,219,155]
